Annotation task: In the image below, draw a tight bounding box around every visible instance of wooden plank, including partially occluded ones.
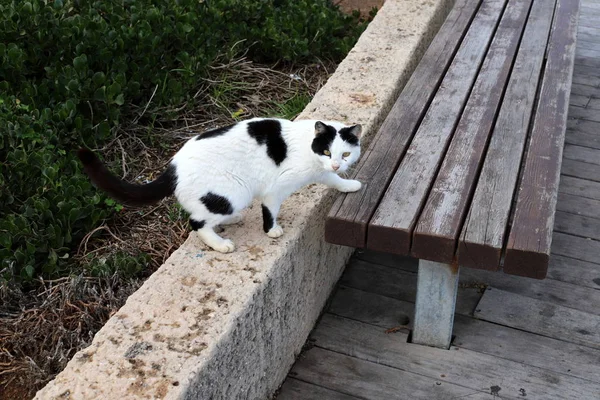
[576,25,600,42]
[571,72,600,86]
[570,93,589,107]
[475,288,600,349]
[547,254,600,290]
[566,120,600,149]
[563,143,600,165]
[569,104,600,122]
[551,231,600,264]
[567,119,600,148]
[556,192,600,219]
[339,259,483,316]
[559,175,600,200]
[460,267,600,315]
[457,0,557,271]
[367,0,508,255]
[412,0,534,263]
[568,82,600,97]
[353,249,417,270]
[327,286,600,384]
[289,346,494,400]
[312,314,600,399]
[554,210,600,240]
[277,378,362,400]
[504,0,580,279]
[329,286,414,330]
[587,97,600,109]
[324,0,482,248]
[574,38,600,51]
[574,63,600,78]
[453,315,600,384]
[561,158,600,181]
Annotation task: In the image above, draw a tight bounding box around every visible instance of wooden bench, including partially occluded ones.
[325,0,580,349]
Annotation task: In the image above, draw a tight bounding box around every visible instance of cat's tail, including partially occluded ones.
[77,148,177,207]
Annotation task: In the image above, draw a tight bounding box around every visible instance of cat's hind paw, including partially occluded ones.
[212,239,235,253]
[338,179,362,193]
[267,225,284,238]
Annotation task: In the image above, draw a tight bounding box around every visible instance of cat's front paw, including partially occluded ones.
[338,179,362,193]
[213,239,235,253]
[267,225,284,238]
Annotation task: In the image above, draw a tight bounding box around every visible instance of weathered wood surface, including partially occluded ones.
[412,0,534,262]
[310,315,600,399]
[458,0,556,271]
[277,379,362,400]
[551,231,600,264]
[559,175,600,199]
[475,288,600,349]
[504,0,580,278]
[566,121,600,149]
[569,104,600,121]
[561,158,600,181]
[324,0,481,248]
[554,210,600,240]
[453,316,600,384]
[563,144,600,165]
[288,346,494,400]
[339,259,483,316]
[557,192,600,219]
[368,0,507,255]
[547,254,600,289]
[327,284,600,385]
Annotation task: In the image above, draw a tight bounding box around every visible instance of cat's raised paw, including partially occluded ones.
[213,239,235,253]
[338,180,362,193]
[267,225,284,238]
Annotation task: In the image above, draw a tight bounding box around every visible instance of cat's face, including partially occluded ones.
[311,121,361,173]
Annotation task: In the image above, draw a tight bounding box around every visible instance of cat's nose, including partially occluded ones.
[332,164,340,171]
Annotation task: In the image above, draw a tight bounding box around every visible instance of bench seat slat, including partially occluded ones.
[367,0,508,255]
[504,0,580,279]
[456,0,557,270]
[324,0,482,248]
[411,0,534,264]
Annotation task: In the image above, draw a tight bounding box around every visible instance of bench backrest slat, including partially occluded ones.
[325,0,481,248]
[367,0,508,254]
[504,0,580,278]
[411,0,534,263]
[457,0,557,271]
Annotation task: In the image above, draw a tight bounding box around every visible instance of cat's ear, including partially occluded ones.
[348,124,362,139]
[315,121,328,136]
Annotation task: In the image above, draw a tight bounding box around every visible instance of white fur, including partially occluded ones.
[172,118,361,253]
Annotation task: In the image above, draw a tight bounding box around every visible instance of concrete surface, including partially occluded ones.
[35,1,455,399]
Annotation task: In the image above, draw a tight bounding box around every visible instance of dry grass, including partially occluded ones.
[0,56,335,399]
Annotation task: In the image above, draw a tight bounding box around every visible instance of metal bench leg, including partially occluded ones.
[412,260,459,349]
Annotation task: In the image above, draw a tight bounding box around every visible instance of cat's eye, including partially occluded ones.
[342,152,351,158]
[324,150,331,156]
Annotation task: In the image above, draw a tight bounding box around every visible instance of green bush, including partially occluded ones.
[0,0,368,284]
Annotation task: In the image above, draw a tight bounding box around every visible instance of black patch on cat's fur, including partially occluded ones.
[201,192,234,215]
[311,123,337,155]
[247,119,287,165]
[190,219,206,231]
[261,205,274,233]
[196,124,235,140]
[339,126,360,146]
[78,148,177,207]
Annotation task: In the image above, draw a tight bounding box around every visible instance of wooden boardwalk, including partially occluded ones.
[277,1,600,399]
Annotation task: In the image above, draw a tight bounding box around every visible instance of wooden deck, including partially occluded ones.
[277,1,600,398]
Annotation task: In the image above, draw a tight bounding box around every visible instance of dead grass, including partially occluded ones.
[0,56,335,399]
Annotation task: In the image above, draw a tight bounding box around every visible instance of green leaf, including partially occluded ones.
[114,94,125,105]
[97,121,111,137]
[73,54,88,73]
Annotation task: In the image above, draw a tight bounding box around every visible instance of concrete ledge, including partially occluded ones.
[36,1,454,398]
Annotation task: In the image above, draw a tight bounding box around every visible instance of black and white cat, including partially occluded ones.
[78,118,363,253]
